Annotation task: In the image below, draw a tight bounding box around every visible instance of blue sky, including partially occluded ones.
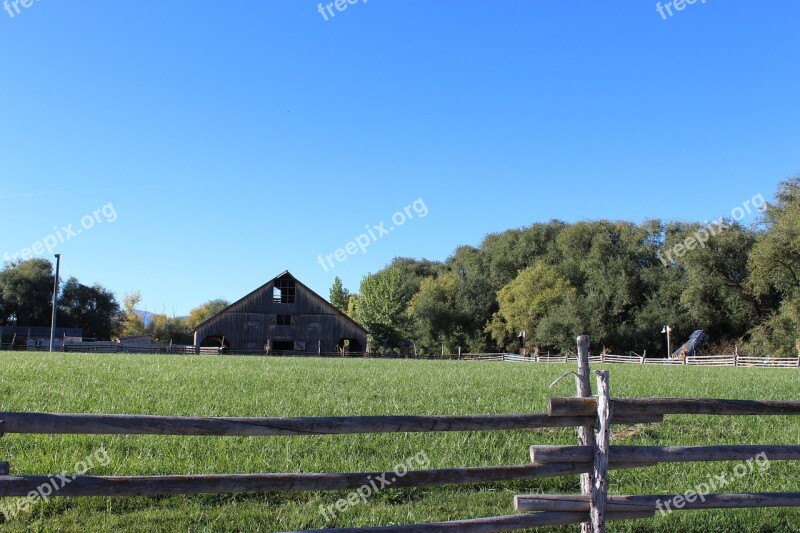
[1,1,798,316]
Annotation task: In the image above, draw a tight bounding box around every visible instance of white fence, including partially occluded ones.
[491,352,800,368]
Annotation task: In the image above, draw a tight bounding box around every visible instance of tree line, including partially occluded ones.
[333,177,800,357]
[0,261,228,344]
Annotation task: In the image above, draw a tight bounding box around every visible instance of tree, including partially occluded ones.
[149,313,192,344]
[187,299,230,330]
[121,291,146,336]
[746,177,800,355]
[677,221,759,345]
[0,259,54,326]
[59,277,123,339]
[346,294,359,319]
[329,277,350,312]
[749,177,800,299]
[354,267,412,351]
[487,262,579,353]
[408,273,460,354]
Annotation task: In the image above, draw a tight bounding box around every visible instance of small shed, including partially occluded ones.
[192,271,367,354]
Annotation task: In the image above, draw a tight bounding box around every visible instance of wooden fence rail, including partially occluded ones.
[0,411,659,436]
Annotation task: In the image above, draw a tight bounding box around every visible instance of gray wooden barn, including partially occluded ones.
[192,271,367,354]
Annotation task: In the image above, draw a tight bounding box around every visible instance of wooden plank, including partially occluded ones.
[549,397,800,418]
[590,371,611,532]
[0,463,590,497]
[531,445,800,465]
[515,492,800,513]
[292,511,655,532]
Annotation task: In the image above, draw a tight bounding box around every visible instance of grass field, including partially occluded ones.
[1,352,800,532]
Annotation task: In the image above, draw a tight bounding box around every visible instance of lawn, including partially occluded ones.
[1,352,799,532]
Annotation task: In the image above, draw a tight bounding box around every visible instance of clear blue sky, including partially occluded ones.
[1,1,798,316]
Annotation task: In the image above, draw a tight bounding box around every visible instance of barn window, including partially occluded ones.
[273,278,296,304]
[277,314,291,326]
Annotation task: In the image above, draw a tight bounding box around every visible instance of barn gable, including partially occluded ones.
[192,271,367,354]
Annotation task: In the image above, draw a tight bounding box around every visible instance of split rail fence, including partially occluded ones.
[1,335,800,531]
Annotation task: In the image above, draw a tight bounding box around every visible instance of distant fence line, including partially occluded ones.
[0,343,797,368]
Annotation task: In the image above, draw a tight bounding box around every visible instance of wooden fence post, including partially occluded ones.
[576,335,594,533]
[591,370,611,532]
[734,344,739,367]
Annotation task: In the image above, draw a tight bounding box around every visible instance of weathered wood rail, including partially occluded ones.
[2,336,800,532]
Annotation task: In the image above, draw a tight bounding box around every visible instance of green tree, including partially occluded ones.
[121,291,146,336]
[746,177,800,355]
[0,259,54,326]
[487,262,579,353]
[346,294,359,320]
[354,267,411,352]
[59,277,123,339]
[329,277,350,312]
[408,273,460,354]
[149,313,192,344]
[187,299,230,330]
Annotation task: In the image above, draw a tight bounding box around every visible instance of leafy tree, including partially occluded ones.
[746,177,800,354]
[408,273,460,354]
[346,294,359,320]
[121,291,146,336]
[59,277,123,339]
[329,277,350,312]
[149,313,192,344]
[677,221,758,344]
[187,299,230,330]
[355,267,412,351]
[0,259,54,326]
[384,257,444,300]
[487,262,578,353]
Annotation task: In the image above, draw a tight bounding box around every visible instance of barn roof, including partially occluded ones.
[190,270,367,334]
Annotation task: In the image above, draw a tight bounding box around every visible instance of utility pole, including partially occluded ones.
[661,325,672,358]
[49,254,61,352]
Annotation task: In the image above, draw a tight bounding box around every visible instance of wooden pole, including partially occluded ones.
[576,335,594,533]
[590,370,611,532]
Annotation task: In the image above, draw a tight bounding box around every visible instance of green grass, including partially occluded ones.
[1,352,800,532]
